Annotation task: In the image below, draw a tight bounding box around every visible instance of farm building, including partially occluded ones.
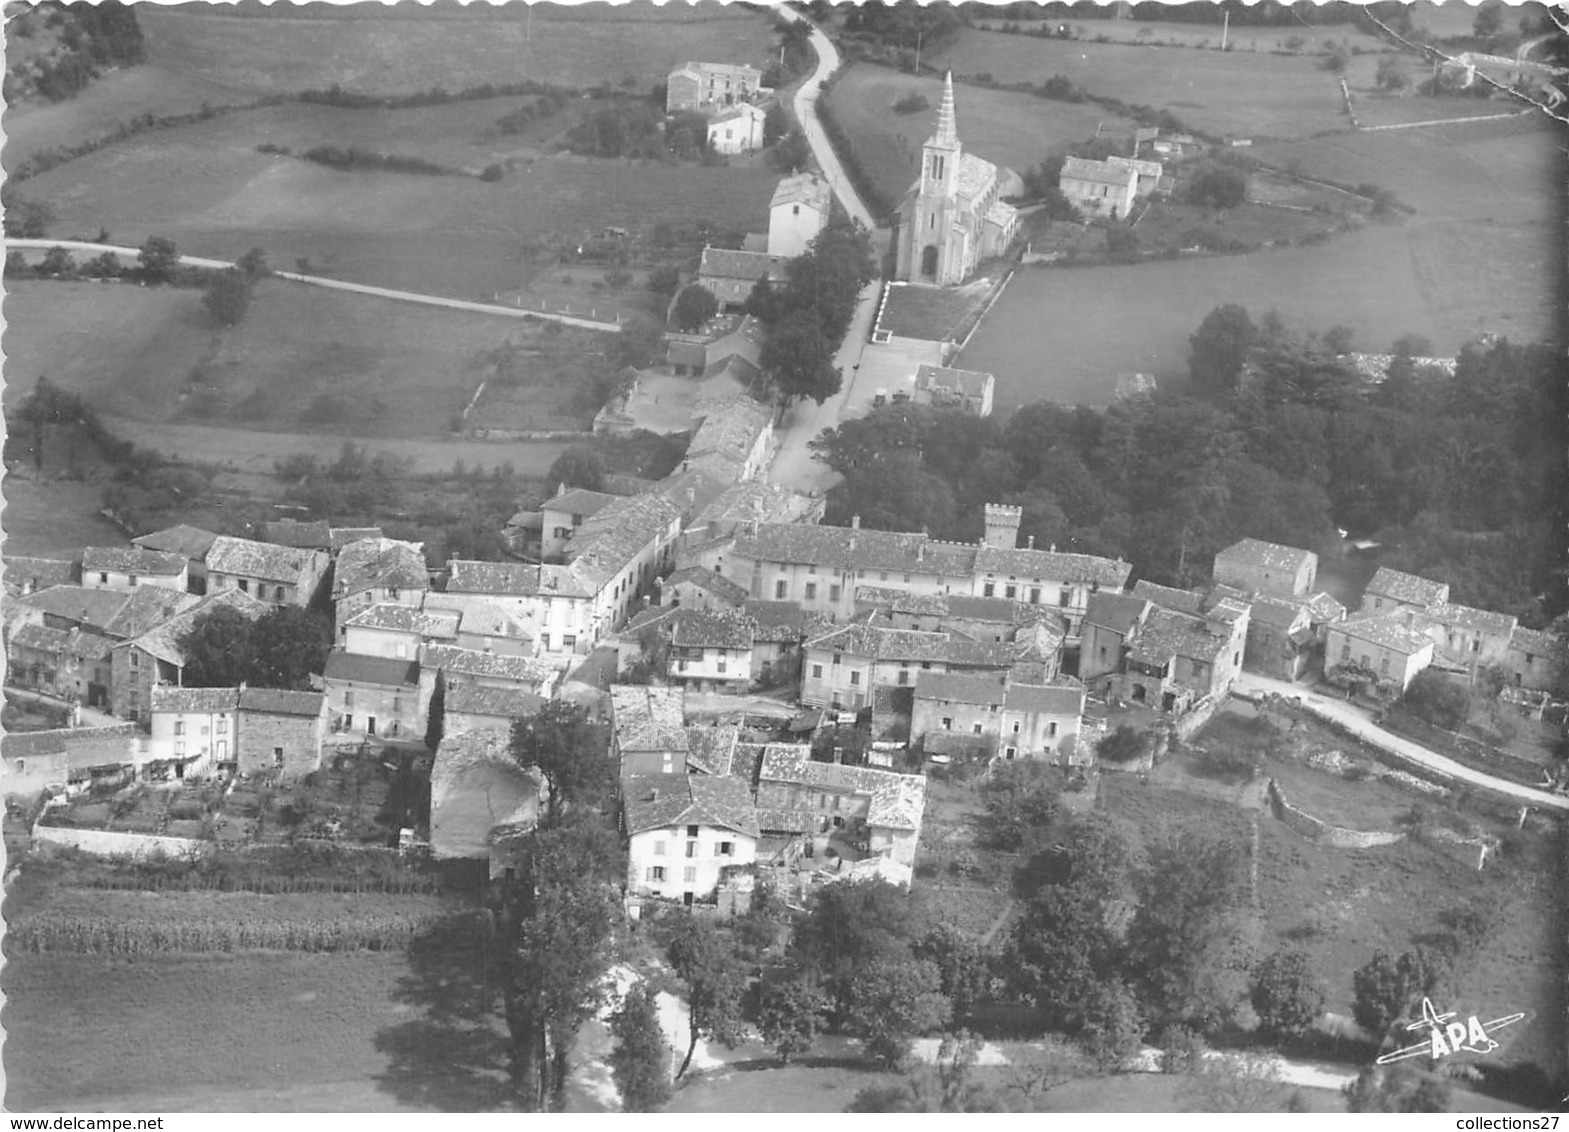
[666,61,765,114]
[1212,538,1318,599]
[206,535,329,609]
[81,547,188,595]
[1058,156,1138,220]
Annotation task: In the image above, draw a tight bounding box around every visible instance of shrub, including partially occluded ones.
[892,92,930,114]
[1401,671,1471,732]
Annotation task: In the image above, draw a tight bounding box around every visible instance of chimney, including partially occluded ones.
[851,515,861,530]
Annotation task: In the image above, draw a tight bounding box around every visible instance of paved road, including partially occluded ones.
[782,8,876,232]
[1233,672,1569,812]
[7,239,622,331]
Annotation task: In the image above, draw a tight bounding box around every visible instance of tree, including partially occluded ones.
[2,193,54,238]
[792,878,918,1020]
[236,247,270,279]
[37,246,74,276]
[1401,670,1472,732]
[1080,979,1147,1069]
[846,956,953,1068]
[763,102,791,147]
[1472,1,1504,40]
[847,1033,1015,1112]
[137,235,179,284]
[1179,1051,1286,1112]
[646,265,681,301]
[770,130,812,173]
[177,604,330,690]
[664,916,748,1078]
[671,283,718,332]
[498,815,621,1110]
[545,446,606,493]
[1321,42,1351,72]
[1250,948,1327,1039]
[762,308,843,406]
[1375,55,1411,92]
[1184,163,1248,209]
[608,984,672,1111]
[913,924,990,1024]
[424,675,447,751]
[977,758,1062,851]
[755,967,830,1065]
[1096,724,1149,765]
[1189,303,1258,396]
[1344,1064,1452,1112]
[509,702,614,819]
[202,269,252,326]
[1351,947,1449,1037]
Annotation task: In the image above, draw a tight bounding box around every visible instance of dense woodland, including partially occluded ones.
[812,313,1567,627]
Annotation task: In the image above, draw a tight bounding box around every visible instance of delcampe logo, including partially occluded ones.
[1375,997,1526,1064]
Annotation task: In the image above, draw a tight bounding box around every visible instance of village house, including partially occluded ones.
[6,623,115,708]
[8,583,194,643]
[342,604,461,660]
[660,566,749,612]
[755,744,927,868]
[623,772,760,907]
[800,619,1015,711]
[1327,612,1436,693]
[2,724,142,800]
[910,671,1007,755]
[1361,567,1450,616]
[234,688,328,778]
[417,647,558,730]
[130,525,218,592]
[261,518,333,552]
[690,480,826,537]
[668,609,755,693]
[744,600,827,689]
[534,485,619,562]
[894,74,1020,286]
[1080,591,1153,683]
[332,537,428,634]
[1425,602,1519,680]
[768,172,831,258]
[610,684,689,777]
[439,681,546,740]
[429,728,544,874]
[81,546,189,595]
[706,102,766,154]
[420,593,536,657]
[147,686,327,779]
[683,725,766,778]
[322,648,423,740]
[109,590,270,723]
[147,686,241,779]
[683,395,775,483]
[1058,156,1138,220]
[1104,598,1250,713]
[1211,538,1318,599]
[1106,154,1165,197]
[912,364,996,417]
[1244,595,1319,682]
[1001,679,1086,764]
[1504,625,1564,692]
[696,247,785,311]
[206,535,329,609]
[665,61,765,113]
[4,555,76,597]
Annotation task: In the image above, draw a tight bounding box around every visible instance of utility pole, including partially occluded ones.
[915,30,923,75]
[1220,8,1229,52]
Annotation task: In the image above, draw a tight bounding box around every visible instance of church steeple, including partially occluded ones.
[920,71,961,197]
[930,70,958,148]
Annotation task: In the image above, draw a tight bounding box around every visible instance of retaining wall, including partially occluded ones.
[33,824,206,860]
[1265,778,1405,849]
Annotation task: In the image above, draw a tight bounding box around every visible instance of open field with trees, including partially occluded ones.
[4,3,774,168]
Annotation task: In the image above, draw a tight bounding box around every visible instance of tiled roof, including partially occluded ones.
[684,725,742,775]
[131,525,219,560]
[667,339,708,370]
[856,586,949,616]
[563,492,684,590]
[1004,679,1085,716]
[1365,567,1448,609]
[1130,580,1205,616]
[1214,537,1315,577]
[16,586,132,634]
[421,593,534,640]
[1127,606,1235,667]
[120,589,268,667]
[1429,603,1517,638]
[446,682,546,720]
[82,546,186,577]
[1509,625,1564,658]
[1249,595,1309,631]
[914,670,1007,707]
[1106,154,1163,178]
[805,622,1013,668]
[543,487,619,520]
[151,686,240,714]
[915,364,993,399]
[710,102,764,125]
[329,527,386,552]
[698,247,783,283]
[771,172,830,212]
[2,725,139,769]
[974,546,1131,587]
[687,395,772,466]
[955,151,1001,201]
[624,772,759,837]
[240,688,326,717]
[658,466,734,521]
[1084,592,1148,636]
[1334,613,1433,656]
[757,745,927,831]
[207,536,323,584]
[672,60,762,80]
[323,648,420,688]
[105,587,200,641]
[944,595,1065,629]
[432,727,539,801]
[1304,592,1347,623]
[610,685,689,752]
[984,198,1019,230]
[333,538,427,599]
[346,603,460,639]
[420,644,556,687]
[664,566,749,607]
[9,622,74,654]
[734,523,972,578]
[757,807,817,834]
[1060,155,1137,188]
[446,560,595,600]
[262,519,332,549]
[742,600,829,642]
[672,609,755,651]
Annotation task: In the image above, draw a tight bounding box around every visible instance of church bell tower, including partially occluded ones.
[905,72,963,284]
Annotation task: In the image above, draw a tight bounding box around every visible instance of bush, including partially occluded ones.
[892,93,930,115]
[1401,671,1471,732]
[1184,163,1248,209]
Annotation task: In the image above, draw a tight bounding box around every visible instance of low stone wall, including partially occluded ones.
[33,824,206,860]
[1172,693,1225,744]
[1381,709,1545,788]
[1265,778,1405,850]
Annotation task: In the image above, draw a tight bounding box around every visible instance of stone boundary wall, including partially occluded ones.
[33,824,206,860]
[1381,709,1545,788]
[1173,693,1225,743]
[1265,778,1405,849]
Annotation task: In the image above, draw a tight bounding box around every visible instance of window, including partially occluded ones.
[775,580,788,600]
[717,660,727,674]
[1004,747,1017,759]
[130,652,140,669]
[972,722,983,735]
[275,586,286,602]
[1340,643,1350,662]
[654,841,667,856]
[983,582,995,598]
[239,579,249,593]
[686,825,699,838]
[832,653,841,666]
[563,635,578,650]
[829,585,841,603]
[647,866,666,882]
[942,717,953,731]
[718,841,734,856]
[273,747,285,768]
[1374,598,1383,610]
[683,867,697,883]
[805,583,817,600]
[849,671,861,685]
[1380,656,1390,674]
[1012,721,1021,734]
[98,572,109,584]
[1472,640,1480,654]
[685,842,697,858]
[1048,721,1058,737]
[812,664,823,678]
[1005,584,1017,599]
[807,564,817,575]
[897,670,909,686]
[879,572,888,582]
[14,759,24,774]
[345,690,356,709]
[174,721,185,736]
[793,204,800,216]
[216,716,229,734]
[1030,587,1041,604]
[1059,589,1071,607]
[540,634,551,650]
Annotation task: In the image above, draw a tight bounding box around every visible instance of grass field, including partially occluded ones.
[825,65,1136,211]
[0,474,131,559]
[926,26,1387,141]
[969,17,1389,56]
[4,2,774,169]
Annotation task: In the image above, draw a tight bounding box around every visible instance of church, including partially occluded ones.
[893,73,1021,287]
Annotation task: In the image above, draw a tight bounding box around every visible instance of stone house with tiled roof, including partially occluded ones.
[623,772,759,906]
[1109,598,1250,713]
[322,648,423,739]
[235,688,328,777]
[420,593,536,657]
[1212,538,1318,599]
[706,101,765,155]
[800,616,1015,710]
[207,535,329,609]
[4,555,76,597]
[343,603,461,660]
[147,686,327,779]
[148,685,241,778]
[911,670,1085,764]
[82,546,189,595]
[769,172,831,258]
[262,519,333,551]
[755,744,927,868]
[417,646,558,730]
[1327,611,1436,693]
[442,682,546,739]
[539,486,620,562]
[661,566,749,612]
[696,246,785,310]
[2,724,142,800]
[610,684,689,777]
[1244,595,1318,682]
[109,589,270,723]
[1504,625,1565,693]
[1081,591,1151,683]
[1058,155,1137,220]
[666,61,765,114]
[669,608,755,692]
[332,538,428,634]
[913,364,995,418]
[684,395,775,483]
[1361,567,1450,616]
[1001,679,1087,764]
[430,728,544,873]
[7,622,116,706]
[131,525,218,590]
